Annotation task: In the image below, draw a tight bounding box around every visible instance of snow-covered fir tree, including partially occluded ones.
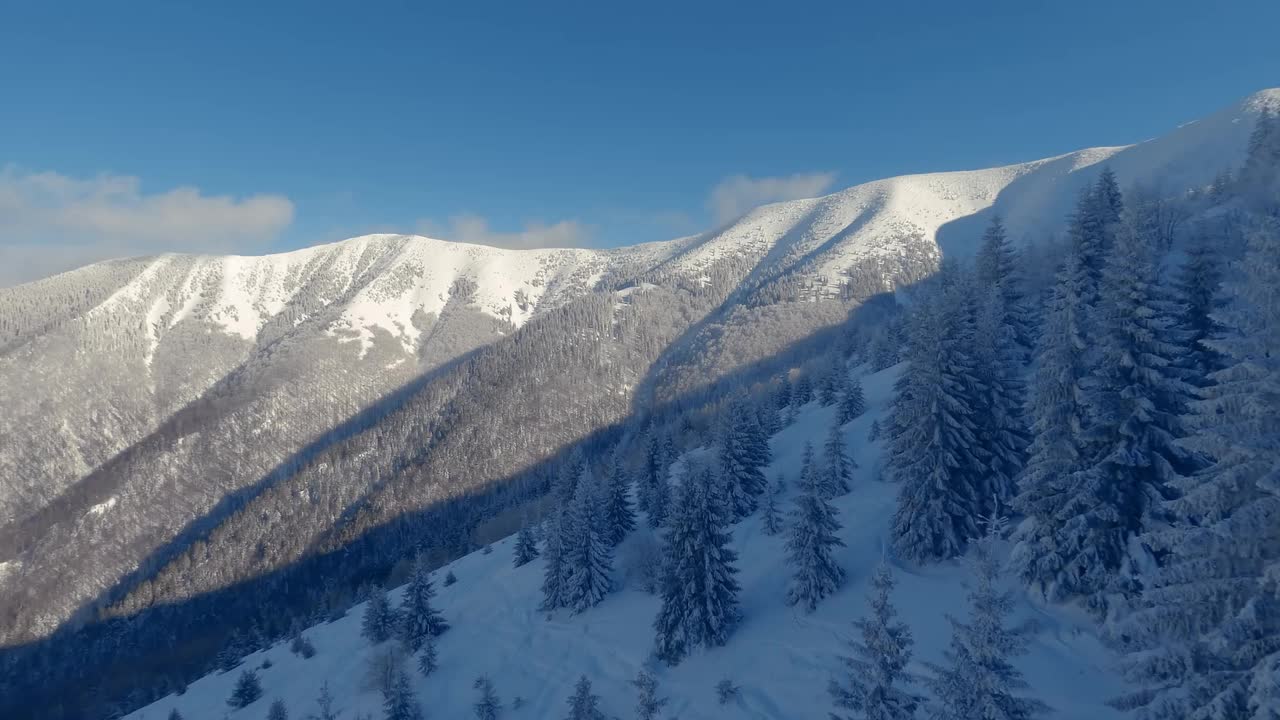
[1012,246,1094,600]
[821,421,855,498]
[640,429,672,528]
[927,532,1049,720]
[1173,236,1226,379]
[761,479,785,536]
[473,674,501,720]
[887,281,985,562]
[398,558,448,651]
[794,372,814,405]
[361,587,397,645]
[1070,209,1197,616]
[314,681,339,720]
[717,399,770,518]
[631,669,668,720]
[167,709,183,720]
[564,675,606,720]
[974,215,1032,358]
[970,285,1029,509]
[1112,216,1280,720]
[603,451,637,546]
[785,464,846,612]
[837,374,866,424]
[382,668,424,720]
[829,562,922,720]
[653,466,741,665]
[540,508,570,611]
[565,479,614,613]
[227,669,263,709]
[417,633,438,677]
[267,698,288,720]
[513,523,540,567]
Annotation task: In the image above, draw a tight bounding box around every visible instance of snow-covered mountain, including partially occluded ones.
[1,88,1276,720]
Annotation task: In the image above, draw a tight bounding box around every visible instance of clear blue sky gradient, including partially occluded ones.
[3,0,1278,251]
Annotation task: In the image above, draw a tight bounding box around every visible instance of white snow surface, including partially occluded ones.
[128,363,1128,720]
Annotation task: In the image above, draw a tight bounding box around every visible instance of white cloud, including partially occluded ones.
[0,166,294,286]
[416,213,592,250]
[707,171,837,224]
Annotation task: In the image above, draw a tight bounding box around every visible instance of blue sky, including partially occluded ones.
[1,0,1278,283]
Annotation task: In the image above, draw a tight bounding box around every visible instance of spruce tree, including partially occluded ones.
[227,669,263,709]
[267,698,289,720]
[821,422,855,498]
[1112,217,1280,720]
[887,287,984,562]
[1012,247,1093,600]
[1173,237,1225,379]
[761,479,785,536]
[970,285,1029,509]
[473,675,501,720]
[513,523,540,567]
[837,375,866,424]
[398,558,448,651]
[540,508,570,611]
[829,563,922,720]
[641,431,672,528]
[785,472,845,612]
[928,534,1049,720]
[167,709,184,720]
[564,675,605,720]
[632,669,668,720]
[794,372,814,405]
[361,587,397,645]
[603,451,637,546]
[417,633,438,678]
[1071,212,1196,616]
[566,479,614,613]
[653,467,741,665]
[717,400,770,518]
[974,215,1031,358]
[382,668,424,720]
[314,681,339,720]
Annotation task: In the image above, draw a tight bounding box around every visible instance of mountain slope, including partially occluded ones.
[124,364,1127,720]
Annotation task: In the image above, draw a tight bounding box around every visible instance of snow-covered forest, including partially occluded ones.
[2,92,1278,720]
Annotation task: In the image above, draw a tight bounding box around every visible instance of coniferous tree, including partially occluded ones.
[632,669,668,720]
[362,587,397,645]
[785,469,845,612]
[928,533,1049,720]
[1112,217,1280,720]
[603,451,637,546]
[717,401,769,518]
[970,286,1029,509]
[566,479,614,613]
[829,563,922,720]
[564,675,605,720]
[775,374,793,411]
[837,375,866,424]
[974,215,1032,358]
[167,709,184,720]
[1240,107,1280,213]
[761,479,785,536]
[268,698,289,720]
[540,509,570,611]
[887,286,984,562]
[398,558,448,651]
[417,634,438,678]
[794,372,814,405]
[641,431,672,528]
[1173,237,1226,379]
[314,680,340,720]
[513,523,540,567]
[1070,211,1196,616]
[382,668,424,720]
[227,669,263,709]
[1012,247,1093,600]
[473,675,501,720]
[821,422,855,498]
[653,467,741,665]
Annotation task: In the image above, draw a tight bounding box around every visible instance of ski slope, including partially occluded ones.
[128,363,1127,720]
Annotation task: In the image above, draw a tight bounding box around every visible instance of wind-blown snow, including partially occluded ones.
[127,363,1128,720]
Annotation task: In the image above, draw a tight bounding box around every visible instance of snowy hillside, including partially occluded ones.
[128,364,1125,720]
